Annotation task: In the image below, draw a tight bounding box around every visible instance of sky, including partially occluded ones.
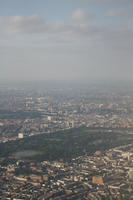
[0,0,133,82]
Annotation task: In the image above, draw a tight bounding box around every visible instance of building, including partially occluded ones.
[18,133,24,139]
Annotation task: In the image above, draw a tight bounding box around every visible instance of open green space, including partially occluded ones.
[0,127,133,163]
[0,110,42,119]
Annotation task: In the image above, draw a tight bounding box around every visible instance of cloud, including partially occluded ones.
[0,15,69,34]
[0,15,100,39]
[72,8,95,22]
[72,9,87,21]
[105,9,127,17]
[0,15,46,34]
[0,15,133,46]
[0,15,74,35]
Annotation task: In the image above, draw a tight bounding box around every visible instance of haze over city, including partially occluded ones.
[0,0,133,82]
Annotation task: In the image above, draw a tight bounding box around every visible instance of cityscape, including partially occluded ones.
[0,83,133,199]
[1,83,133,143]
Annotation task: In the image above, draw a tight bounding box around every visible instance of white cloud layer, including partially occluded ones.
[0,15,101,40]
[0,15,46,34]
[0,14,133,42]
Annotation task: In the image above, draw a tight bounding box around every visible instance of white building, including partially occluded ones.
[18,133,24,139]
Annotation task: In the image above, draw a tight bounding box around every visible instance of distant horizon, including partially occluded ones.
[0,78,133,88]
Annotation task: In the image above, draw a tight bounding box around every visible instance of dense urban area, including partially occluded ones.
[1,82,133,199]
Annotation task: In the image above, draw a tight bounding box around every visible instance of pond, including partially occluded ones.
[14,150,39,158]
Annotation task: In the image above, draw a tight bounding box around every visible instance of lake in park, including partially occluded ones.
[14,150,39,158]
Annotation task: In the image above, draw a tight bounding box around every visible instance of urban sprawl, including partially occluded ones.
[0,83,133,199]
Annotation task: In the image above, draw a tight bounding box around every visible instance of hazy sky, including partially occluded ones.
[0,0,133,82]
